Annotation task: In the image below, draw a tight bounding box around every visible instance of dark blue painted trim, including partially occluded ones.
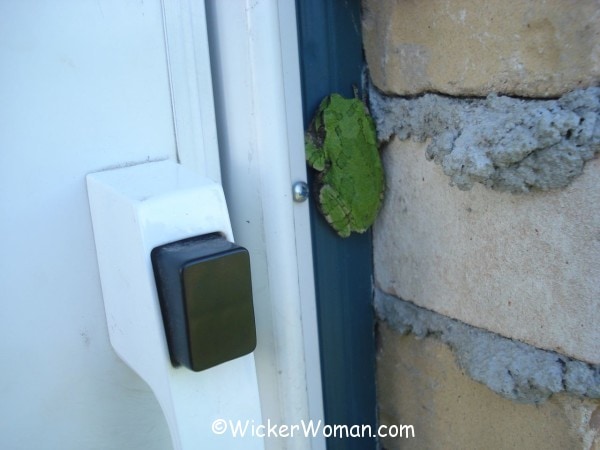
[295,1,377,448]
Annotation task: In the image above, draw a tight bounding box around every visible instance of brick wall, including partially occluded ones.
[363,1,600,448]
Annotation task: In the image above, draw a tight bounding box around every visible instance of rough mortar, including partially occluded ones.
[369,86,600,192]
[377,322,600,450]
[375,289,600,404]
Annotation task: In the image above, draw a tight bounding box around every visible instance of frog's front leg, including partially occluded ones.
[305,140,327,172]
[318,185,354,238]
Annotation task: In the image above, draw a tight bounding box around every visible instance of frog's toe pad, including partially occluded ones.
[318,185,358,238]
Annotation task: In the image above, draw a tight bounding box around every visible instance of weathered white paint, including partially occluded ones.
[0,0,322,447]
[0,1,176,448]
[161,0,221,180]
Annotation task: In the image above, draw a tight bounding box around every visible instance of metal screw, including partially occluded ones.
[292,181,309,202]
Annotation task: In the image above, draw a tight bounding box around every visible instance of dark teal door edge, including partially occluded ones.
[295,1,377,449]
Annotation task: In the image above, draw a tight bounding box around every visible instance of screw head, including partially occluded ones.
[292,181,309,202]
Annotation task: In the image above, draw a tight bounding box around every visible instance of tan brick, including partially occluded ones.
[363,0,600,97]
[374,138,600,364]
[377,323,600,450]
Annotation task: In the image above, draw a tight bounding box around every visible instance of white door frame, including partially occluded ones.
[160,0,222,181]
[0,0,323,447]
[164,1,325,448]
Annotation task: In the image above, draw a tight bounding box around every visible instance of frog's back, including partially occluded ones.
[321,95,384,234]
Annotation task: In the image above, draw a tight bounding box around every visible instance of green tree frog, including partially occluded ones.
[305,93,385,237]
